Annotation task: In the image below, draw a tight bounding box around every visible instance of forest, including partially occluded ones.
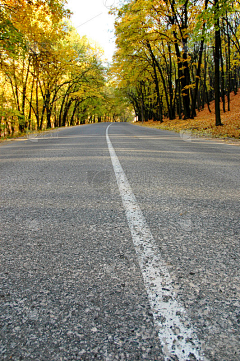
[1,0,240,139]
[111,0,240,128]
[0,0,132,138]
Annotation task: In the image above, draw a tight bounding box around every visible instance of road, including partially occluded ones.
[0,122,239,361]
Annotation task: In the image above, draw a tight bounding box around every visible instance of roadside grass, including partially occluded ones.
[134,91,240,140]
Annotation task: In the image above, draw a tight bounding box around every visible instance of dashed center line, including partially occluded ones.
[106,124,206,361]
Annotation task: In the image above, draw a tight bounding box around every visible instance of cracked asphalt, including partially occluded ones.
[0,123,239,360]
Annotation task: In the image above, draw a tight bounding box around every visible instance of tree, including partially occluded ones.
[110,0,240,126]
[0,1,108,136]
[214,0,222,126]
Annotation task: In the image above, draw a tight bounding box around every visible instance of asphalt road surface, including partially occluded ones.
[0,123,239,361]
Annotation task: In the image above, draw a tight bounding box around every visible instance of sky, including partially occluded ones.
[66,0,118,62]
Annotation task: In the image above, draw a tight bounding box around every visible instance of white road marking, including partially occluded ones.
[106,124,206,361]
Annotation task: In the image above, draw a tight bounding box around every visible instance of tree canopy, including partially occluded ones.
[0,0,130,137]
[1,0,240,137]
[110,0,240,126]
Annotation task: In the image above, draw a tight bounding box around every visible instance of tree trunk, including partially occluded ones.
[219,32,225,112]
[146,42,172,119]
[190,5,207,119]
[226,20,231,111]
[168,44,175,119]
[174,41,191,119]
[214,0,222,126]
[152,57,163,122]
